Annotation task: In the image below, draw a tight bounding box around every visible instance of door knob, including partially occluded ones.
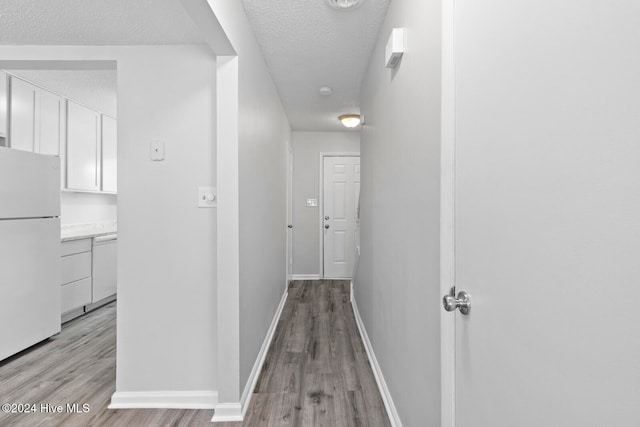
[287,224,293,229]
[325,216,330,220]
[325,224,330,229]
[443,289,471,315]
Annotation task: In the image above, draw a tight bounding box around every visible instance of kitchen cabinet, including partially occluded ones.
[38,90,64,156]
[0,71,7,145]
[92,235,117,302]
[66,100,100,191]
[5,73,117,194]
[7,76,63,156]
[60,238,92,315]
[101,115,117,193]
[60,232,117,322]
[8,77,37,152]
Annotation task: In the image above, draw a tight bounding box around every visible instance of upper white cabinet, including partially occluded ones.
[66,101,100,192]
[0,71,7,145]
[8,76,63,156]
[101,115,117,193]
[9,77,37,152]
[4,73,116,194]
[38,90,64,156]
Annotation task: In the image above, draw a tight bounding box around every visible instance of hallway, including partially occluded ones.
[0,280,389,426]
[236,280,390,426]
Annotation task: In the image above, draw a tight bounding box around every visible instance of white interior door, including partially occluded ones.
[323,156,360,278]
[452,1,640,425]
[286,146,293,283]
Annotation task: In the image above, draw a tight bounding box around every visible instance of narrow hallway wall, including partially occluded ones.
[207,0,293,403]
[355,0,442,424]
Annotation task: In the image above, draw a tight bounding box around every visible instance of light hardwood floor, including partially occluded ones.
[0,280,390,426]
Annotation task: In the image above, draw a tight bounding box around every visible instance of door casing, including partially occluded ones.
[441,0,456,426]
[286,145,293,285]
[318,152,360,279]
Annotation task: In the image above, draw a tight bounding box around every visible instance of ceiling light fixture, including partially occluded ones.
[339,114,362,128]
[325,0,363,10]
[319,86,333,96]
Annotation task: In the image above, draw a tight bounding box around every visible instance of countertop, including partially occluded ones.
[61,221,117,242]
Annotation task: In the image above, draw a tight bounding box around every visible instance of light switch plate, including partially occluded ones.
[150,140,165,161]
[198,186,217,208]
[306,199,318,207]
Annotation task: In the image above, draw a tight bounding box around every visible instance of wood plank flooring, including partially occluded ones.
[241,280,390,427]
[0,280,390,426]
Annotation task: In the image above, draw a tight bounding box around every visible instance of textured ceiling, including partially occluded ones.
[241,0,389,131]
[9,70,117,117]
[1,0,389,131]
[0,0,204,45]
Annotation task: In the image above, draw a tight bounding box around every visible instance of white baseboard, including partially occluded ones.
[237,288,288,418]
[108,390,217,409]
[351,297,403,427]
[291,274,320,280]
[211,402,242,422]
[350,279,354,303]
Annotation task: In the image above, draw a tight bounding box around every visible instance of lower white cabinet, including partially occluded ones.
[60,238,92,315]
[60,234,117,320]
[92,235,117,302]
[61,278,92,314]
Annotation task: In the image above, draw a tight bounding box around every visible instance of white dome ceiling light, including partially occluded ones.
[325,0,364,11]
[339,114,362,128]
[319,86,333,96]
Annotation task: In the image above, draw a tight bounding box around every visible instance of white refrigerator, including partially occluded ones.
[0,146,61,361]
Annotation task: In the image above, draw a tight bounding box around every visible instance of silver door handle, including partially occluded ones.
[288,224,293,228]
[443,289,471,315]
[325,224,330,229]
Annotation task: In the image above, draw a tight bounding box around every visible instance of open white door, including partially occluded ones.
[323,155,360,278]
[448,1,640,425]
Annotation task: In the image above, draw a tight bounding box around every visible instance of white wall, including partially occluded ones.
[207,0,292,400]
[115,45,217,395]
[60,192,117,225]
[291,131,360,276]
[355,0,441,425]
[0,45,218,399]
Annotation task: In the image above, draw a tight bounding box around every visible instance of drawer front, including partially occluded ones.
[61,251,91,285]
[61,238,92,257]
[61,277,92,314]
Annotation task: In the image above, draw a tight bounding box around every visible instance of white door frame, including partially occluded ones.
[318,152,360,279]
[441,0,456,425]
[286,144,293,286]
